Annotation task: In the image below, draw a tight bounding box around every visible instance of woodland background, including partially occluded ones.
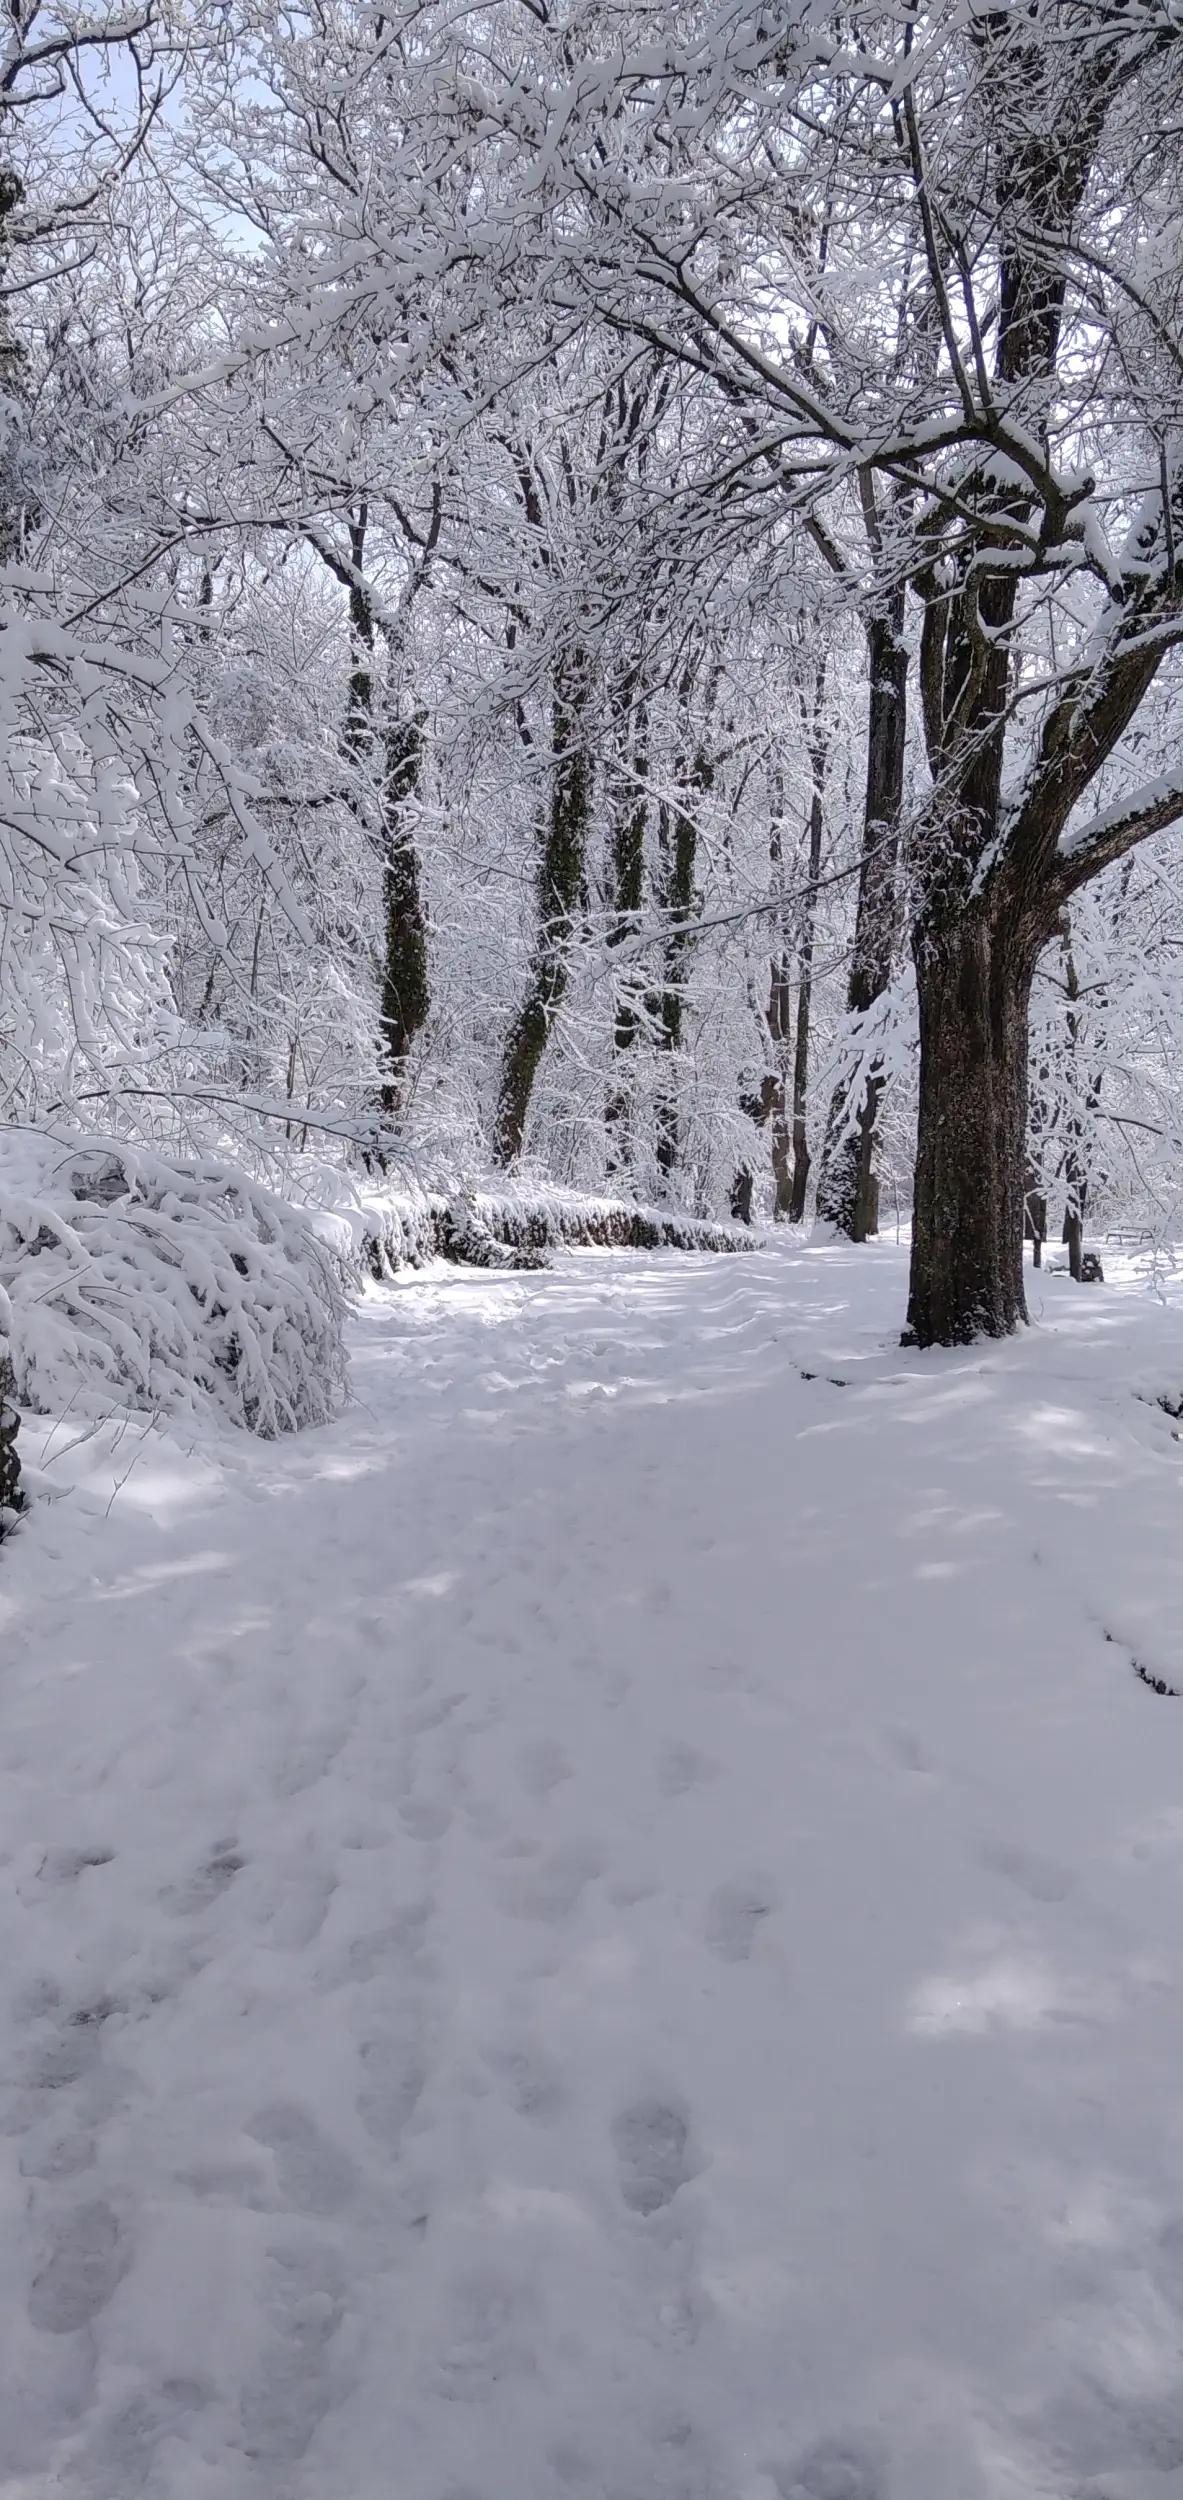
[4,0,1183,1481]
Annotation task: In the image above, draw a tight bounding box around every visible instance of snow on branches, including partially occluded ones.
[0,1133,347,1438]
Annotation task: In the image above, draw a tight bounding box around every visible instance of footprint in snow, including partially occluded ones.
[401,1688,467,1738]
[657,1741,715,1797]
[703,1877,779,1963]
[28,2197,131,2334]
[516,1735,573,1797]
[771,2434,887,2499]
[164,1841,245,1916]
[978,1837,1074,1902]
[1154,2213,1183,2303]
[429,2262,536,2399]
[20,2126,96,2182]
[238,2238,348,2466]
[481,2038,567,2123]
[397,1793,453,1841]
[356,2030,429,2155]
[274,1722,351,1798]
[260,1854,338,1950]
[613,2093,698,2215]
[500,1837,603,1922]
[883,1726,936,1777]
[36,1844,115,1885]
[20,2008,109,2095]
[332,1900,434,1987]
[83,2375,212,2497]
[247,2103,356,2217]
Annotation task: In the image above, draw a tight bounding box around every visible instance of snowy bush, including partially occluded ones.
[313,1182,756,1281]
[0,1133,347,1437]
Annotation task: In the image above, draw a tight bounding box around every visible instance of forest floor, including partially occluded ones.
[3,1235,1183,2500]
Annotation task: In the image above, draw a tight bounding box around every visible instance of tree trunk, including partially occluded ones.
[1062,1202,1083,1281]
[762,775,794,1219]
[816,598,906,1237]
[378,713,430,1116]
[765,1060,795,1215]
[787,707,826,1222]
[905,909,1034,1347]
[605,694,647,1176]
[654,749,710,1189]
[1060,938,1090,1286]
[307,509,432,1140]
[730,1164,755,1225]
[0,1346,20,1528]
[495,660,590,1165]
[788,976,810,1223]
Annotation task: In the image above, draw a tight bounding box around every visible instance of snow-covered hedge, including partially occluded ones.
[316,1185,756,1281]
[0,1133,347,1438]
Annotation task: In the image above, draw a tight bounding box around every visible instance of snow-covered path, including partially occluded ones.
[5,1239,1183,2500]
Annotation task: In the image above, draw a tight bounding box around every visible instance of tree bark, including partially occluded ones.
[495,659,590,1164]
[816,596,906,1237]
[306,508,433,1131]
[901,35,1139,1345]
[787,973,810,1222]
[787,705,826,1223]
[730,1163,755,1225]
[377,713,430,1115]
[755,767,797,1221]
[1059,938,1091,1284]
[0,1346,20,1527]
[605,690,647,1176]
[905,909,1035,1347]
[654,745,710,1188]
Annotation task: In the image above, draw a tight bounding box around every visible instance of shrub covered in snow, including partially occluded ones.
[315,1184,757,1281]
[0,1133,347,1437]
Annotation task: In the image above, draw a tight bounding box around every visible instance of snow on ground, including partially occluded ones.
[3,1237,1183,2500]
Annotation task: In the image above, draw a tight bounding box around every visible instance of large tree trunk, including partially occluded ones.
[905,908,1034,1347]
[816,597,906,1238]
[899,39,1138,1346]
[495,660,590,1165]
